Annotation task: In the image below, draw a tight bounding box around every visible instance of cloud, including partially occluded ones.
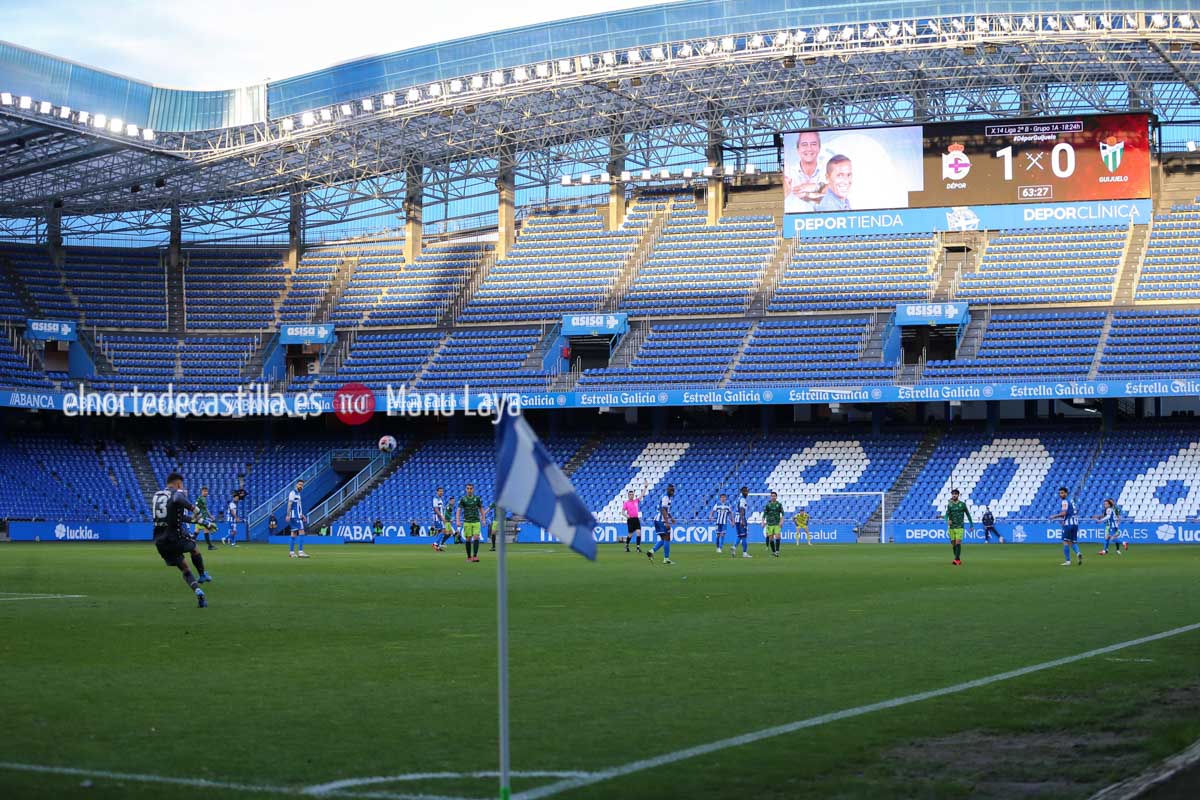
[5,0,667,88]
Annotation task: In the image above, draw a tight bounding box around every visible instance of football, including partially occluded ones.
[378,435,398,453]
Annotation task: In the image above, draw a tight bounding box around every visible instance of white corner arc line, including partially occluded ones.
[304,771,592,795]
[513,621,1200,800]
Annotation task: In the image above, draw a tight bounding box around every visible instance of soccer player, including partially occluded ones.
[458,483,484,562]
[1051,486,1082,566]
[489,500,500,552]
[152,472,211,608]
[793,507,812,546]
[195,486,217,550]
[981,506,1003,544]
[647,483,675,565]
[1096,499,1123,556]
[223,491,241,547]
[944,488,972,566]
[763,491,784,557]
[623,485,646,553]
[440,495,458,550]
[732,485,751,558]
[432,487,447,551]
[285,479,309,558]
[710,493,732,553]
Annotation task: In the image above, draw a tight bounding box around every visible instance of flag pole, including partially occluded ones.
[496,503,511,800]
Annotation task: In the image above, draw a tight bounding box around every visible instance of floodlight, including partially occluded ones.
[361,98,374,111]
[677,43,692,58]
[449,79,463,93]
[951,18,965,32]
[600,173,611,183]
[1125,14,1139,29]
[659,169,670,179]
[319,108,333,121]
[427,83,442,97]
[38,100,51,114]
[125,123,139,136]
[580,173,592,184]
[602,51,617,66]
[18,95,32,110]
[557,59,572,73]
[1152,14,1167,29]
[839,26,854,41]
[0,92,11,105]
[702,166,715,177]
[749,34,765,49]
[490,71,505,86]
[142,129,155,142]
[109,117,123,133]
[997,17,1012,31]
[620,170,632,182]
[76,111,89,125]
[471,75,485,90]
[720,37,735,52]
[1188,141,1197,152]
[682,168,694,179]
[1046,16,1060,30]
[815,28,830,43]
[903,22,917,36]
[928,20,941,35]
[1020,16,1035,31]
[302,110,316,126]
[281,117,295,131]
[514,66,529,82]
[794,30,808,43]
[1099,15,1112,30]
[560,175,572,186]
[1179,14,1195,29]
[93,113,107,129]
[1072,14,1089,30]
[535,63,550,78]
[864,24,878,40]
[641,169,652,180]
[775,31,790,46]
[745,163,757,175]
[627,49,642,64]
[650,46,666,61]
[58,105,70,119]
[975,18,989,33]
[339,103,353,116]
[382,92,396,107]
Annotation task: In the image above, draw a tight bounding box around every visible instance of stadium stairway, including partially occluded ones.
[861,425,946,542]
[314,254,361,324]
[311,436,426,530]
[748,238,796,315]
[604,204,670,312]
[933,231,987,301]
[0,255,43,317]
[167,252,185,333]
[1114,224,1150,306]
[1087,311,1116,379]
[562,434,605,477]
[124,439,161,511]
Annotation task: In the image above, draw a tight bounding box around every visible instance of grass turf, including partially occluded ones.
[1,541,1198,800]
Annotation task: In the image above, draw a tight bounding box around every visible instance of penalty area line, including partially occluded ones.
[0,593,87,602]
[513,621,1200,800]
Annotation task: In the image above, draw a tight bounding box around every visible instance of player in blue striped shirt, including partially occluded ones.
[1096,499,1124,556]
[1051,486,1082,566]
[286,480,309,559]
[710,494,732,553]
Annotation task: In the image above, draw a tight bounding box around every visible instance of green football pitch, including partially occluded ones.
[2,542,1198,800]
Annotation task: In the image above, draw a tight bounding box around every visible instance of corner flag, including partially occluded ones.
[495,411,597,559]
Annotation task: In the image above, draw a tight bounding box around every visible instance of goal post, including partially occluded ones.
[747,491,889,544]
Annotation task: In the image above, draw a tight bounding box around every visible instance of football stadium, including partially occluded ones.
[2,1,1200,798]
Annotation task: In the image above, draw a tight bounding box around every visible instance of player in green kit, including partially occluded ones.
[457,483,484,562]
[195,486,218,550]
[945,488,973,566]
[763,491,785,557]
[488,500,500,552]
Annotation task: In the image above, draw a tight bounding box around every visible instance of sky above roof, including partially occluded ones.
[7,0,672,89]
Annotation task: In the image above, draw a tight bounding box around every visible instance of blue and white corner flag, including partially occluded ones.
[495,412,597,559]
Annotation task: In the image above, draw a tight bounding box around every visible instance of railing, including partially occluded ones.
[246,447,378,530]
[308,450,397,526]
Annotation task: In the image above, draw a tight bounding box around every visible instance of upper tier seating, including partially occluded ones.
[184,249,287,329]
[771,235,936,312]
[1138,204,1200,302]
[923,311,1106,383]
[576,322,750,389]
[460,208,640,323]
[621,201,776,317]
[957,227,1125,305]
[729,317,895,386]
[414,328,551,392]
[63,247,167,327]
[91,335,256,392]
[289,331,442,393]
[1095,309,1200,379]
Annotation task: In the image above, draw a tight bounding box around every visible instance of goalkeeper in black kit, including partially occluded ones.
[152,472,213,608]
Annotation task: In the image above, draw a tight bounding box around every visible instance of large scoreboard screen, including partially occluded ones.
[782,113,1151,237]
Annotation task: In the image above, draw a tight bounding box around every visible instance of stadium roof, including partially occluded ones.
[3,3,1200,240]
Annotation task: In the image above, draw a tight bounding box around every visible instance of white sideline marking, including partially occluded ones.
[0,593,86,602]
[0,761,297,795]
[512,621,1200,800]
[303,771,592,795]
